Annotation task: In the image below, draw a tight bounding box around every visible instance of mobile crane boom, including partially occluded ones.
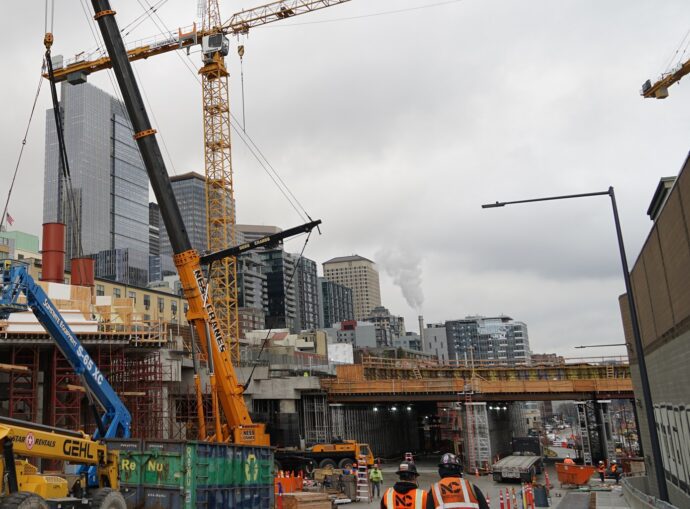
[90,0,272,444]
[0,261,131,441]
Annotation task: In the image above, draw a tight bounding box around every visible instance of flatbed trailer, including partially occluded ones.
[492,453,542,482]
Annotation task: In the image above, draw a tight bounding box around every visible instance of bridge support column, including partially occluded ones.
[595,400,616,463]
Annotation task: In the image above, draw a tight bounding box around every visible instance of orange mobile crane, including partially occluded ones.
[49,0,351,367]
[85,0,322,446]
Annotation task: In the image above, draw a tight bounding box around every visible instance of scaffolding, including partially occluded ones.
[51,347,83,432]
[301,393,331,445]
[112,350,168,439]
[169,385,213,441]
[8,345,39,422]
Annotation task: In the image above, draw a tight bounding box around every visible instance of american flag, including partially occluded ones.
[5,212,14,226]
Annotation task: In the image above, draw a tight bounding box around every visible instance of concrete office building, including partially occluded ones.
[323,255,381,320]
[445,315,530,365]
[324,320,377,348]
[43,82,149,284]
[424,323,449,363]
[363,305,406,347]
[318,277,354,328]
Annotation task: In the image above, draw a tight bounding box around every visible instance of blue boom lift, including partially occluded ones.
[0,260,132,487]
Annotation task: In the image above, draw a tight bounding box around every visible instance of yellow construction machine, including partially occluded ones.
[0,416,122,508]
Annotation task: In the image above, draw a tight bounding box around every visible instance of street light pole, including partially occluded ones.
[482,186,669,502]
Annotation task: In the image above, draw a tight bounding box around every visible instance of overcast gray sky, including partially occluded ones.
[3,0,690,358]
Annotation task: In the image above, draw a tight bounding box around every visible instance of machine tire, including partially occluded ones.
[319,458,337,469]
[492,472,503,483]
[338,458,354,469]
[0,493,49,509]
[90,489,127,509]
[303,460,316,475]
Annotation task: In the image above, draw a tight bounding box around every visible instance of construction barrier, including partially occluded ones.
[274,471,303,495]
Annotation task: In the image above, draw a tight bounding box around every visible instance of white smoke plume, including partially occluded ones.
[376,246,424,311]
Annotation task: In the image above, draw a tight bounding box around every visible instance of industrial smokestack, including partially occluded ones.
[418,315,424,343]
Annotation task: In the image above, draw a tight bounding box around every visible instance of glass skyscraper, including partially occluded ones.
[43,83,149,286]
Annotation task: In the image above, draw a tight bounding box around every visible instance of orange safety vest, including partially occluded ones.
[563,458,575,465]
[597,464,606,473]
[383,487,427,509]
[430,477,480,509]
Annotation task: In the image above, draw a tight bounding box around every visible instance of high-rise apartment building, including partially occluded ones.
[445,315,530,365]
[261,249,298,332]
[43,82,149,284]
[318,278,354,328]
[260,249,319,333]
[295,257,319,331]
[322,255,381,320]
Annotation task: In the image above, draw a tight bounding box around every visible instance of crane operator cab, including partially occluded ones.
[202,34,229,63]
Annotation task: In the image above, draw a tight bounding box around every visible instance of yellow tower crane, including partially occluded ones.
[48,0,350,366]
[642,59,690,98]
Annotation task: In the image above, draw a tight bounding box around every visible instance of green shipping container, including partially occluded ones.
[110,440,273,509]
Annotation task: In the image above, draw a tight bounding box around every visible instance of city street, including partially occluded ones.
[348,460,629,508]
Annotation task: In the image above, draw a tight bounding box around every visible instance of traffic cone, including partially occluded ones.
[545,471,551,490]
[511,487,517,508]
[486,492,491,508]
[522,484,527,508]
[499,489,505,509]
[505,488,511,509]
[475,467,480,478]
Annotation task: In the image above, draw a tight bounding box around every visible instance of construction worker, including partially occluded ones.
[370,463,384,499]
[382,462,427,509]
[563,454,575,465]
[609,460,621,484]
[597,461,606,482]
[427,453,489,509]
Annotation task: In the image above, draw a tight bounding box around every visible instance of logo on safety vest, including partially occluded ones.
[245,453,259,481]
[25,432,35,450]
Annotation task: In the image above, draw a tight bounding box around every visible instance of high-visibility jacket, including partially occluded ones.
[383,487,427,509]
[429,477,480,509]
[597,464,606,474]
[563,458,575,465]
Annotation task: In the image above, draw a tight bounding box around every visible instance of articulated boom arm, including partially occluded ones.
[0,261,131,440]
[47,0,350,84]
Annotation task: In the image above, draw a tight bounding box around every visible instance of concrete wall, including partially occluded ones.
[619,154,690,509]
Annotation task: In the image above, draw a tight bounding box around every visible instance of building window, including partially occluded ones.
[144,294,150,310]
[96,284,105,296]
[128,291,136,303]
[158,297,164,313]
[171,301,178,318]
[113,288,121,298]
